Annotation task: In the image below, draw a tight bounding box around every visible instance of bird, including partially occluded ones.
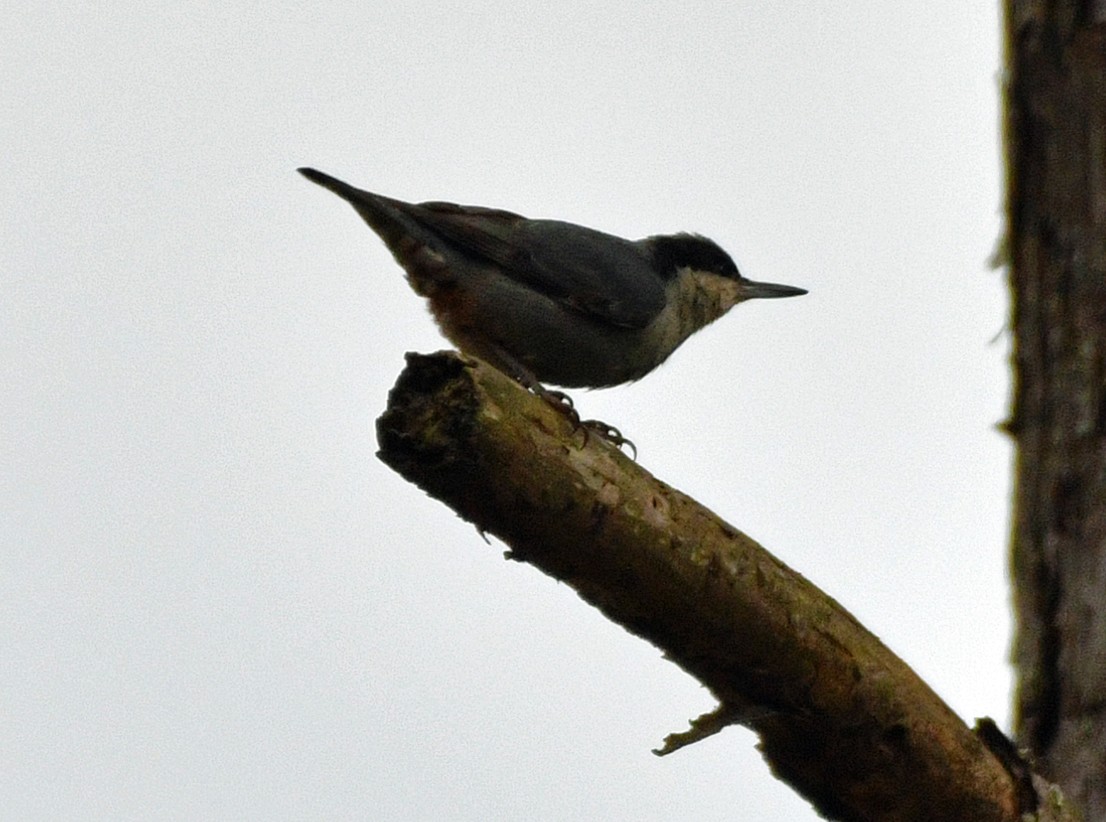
[298,167,806,449]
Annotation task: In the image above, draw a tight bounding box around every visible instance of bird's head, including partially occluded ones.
[647,234,807,315]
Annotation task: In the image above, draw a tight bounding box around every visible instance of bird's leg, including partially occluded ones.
[539,387,636,458]
[530,384,637,459]
[483,347,636,457]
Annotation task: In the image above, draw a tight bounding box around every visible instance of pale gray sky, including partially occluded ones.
[5,3,1007,819]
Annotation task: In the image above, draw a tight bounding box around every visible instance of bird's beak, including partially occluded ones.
[740,279,808,300]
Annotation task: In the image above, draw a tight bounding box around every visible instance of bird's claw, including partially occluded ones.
[581,419,637,460]
[535,387,636,458]
[542,389,574,409]
[536,388,581,428]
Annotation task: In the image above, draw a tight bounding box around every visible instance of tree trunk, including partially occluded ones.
[1006,4,1106,818]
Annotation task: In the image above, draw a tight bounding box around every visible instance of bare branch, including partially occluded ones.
[377,351,1027,822]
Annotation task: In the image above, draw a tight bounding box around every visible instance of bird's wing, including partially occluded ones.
[411,204,668,329]
[296,170,667,329]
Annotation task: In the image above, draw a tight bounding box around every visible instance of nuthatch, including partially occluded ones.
[299,168,806,443]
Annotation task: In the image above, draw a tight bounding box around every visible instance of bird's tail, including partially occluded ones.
[298,167,452,280]
[298,168,413,243]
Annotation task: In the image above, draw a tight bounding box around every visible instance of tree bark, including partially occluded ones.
[1006,4,1106,818]
[377,351,1030,822]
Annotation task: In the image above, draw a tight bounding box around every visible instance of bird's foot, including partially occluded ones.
[531,387,636,457]
[539,388,580,427]
[581,419,637,460]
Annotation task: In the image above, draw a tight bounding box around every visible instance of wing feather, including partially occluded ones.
[407,204,667,329]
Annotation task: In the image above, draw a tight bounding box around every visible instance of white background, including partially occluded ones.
[5,3,1008,819]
